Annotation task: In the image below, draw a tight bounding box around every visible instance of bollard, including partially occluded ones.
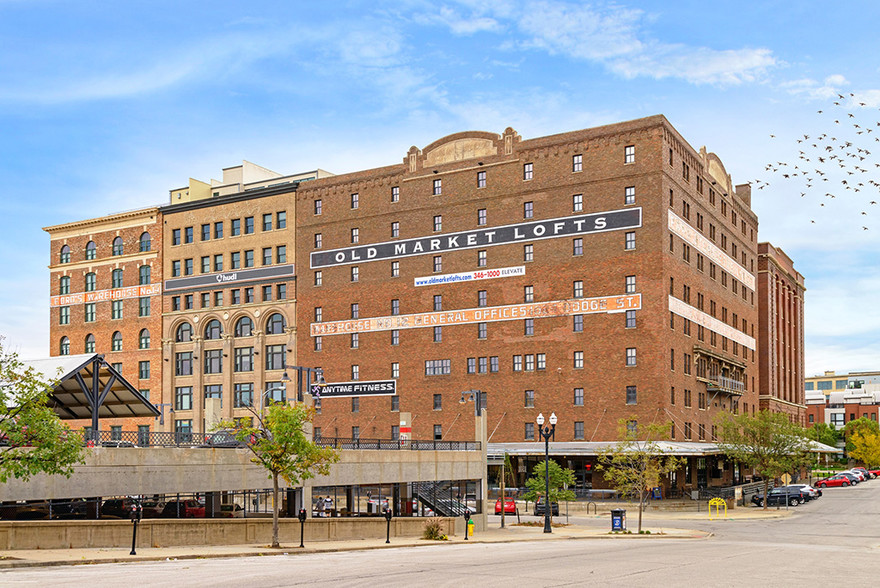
[384,508,393,544]
[298,508,307,548]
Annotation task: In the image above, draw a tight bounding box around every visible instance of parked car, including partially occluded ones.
[751,487,806,507]
[161,499,205,518]
[868,469,880,477]
[533,498,559,516]
[101,498,137,518]
[842,470,866,482]
[785,484,821,500]
[141,500,166,518]
[815,475,853,488]
[495,498,517,515]
[220,503,244,518]
[201,430,247,448]
[849,467,874,480]
[836,472,861,484]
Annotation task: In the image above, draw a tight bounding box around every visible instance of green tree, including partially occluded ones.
[598,420,682,533]
[807,422,840,448]
[220,402,340,548]
[849,430,880,468]
[0,339,83,483]
[716,410,812,510]
[843,417,880,453]
[521,460,576,523]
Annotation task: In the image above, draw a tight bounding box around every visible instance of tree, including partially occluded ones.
[597,420,682,533]
[843,417,880,453]
[807,422,840,448]
[521,460,575,523]
[220,402,340,548]
[716,410,812,510]
[0,339,83,483]
[848,430,880,468]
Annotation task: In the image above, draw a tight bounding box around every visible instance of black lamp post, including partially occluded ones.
[459,389,484,416]
[536,412,557,534]
[280,363,326,402]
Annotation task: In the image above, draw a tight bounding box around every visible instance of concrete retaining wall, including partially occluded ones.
[0,516,466,550]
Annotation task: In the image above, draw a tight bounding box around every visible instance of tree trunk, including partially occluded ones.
[638,489,644,533]
[762,479,769,511]
[271,472,280,548]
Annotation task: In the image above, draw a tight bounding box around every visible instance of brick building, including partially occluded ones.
[757,242,806,423]
[295,116,761,454]
[44,207,164,434]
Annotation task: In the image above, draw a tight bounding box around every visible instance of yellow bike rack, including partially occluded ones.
[708,497,727,519]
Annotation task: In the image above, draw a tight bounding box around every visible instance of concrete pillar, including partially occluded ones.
[475,410,488,516]
[204,491,220,518]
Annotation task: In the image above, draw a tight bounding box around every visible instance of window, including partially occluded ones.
[391,261,400,277]
[204,319,223,340]
[432,179,442,195]
[391,425,400,440]
[314,336,322,351]
[523,201,533,219]
[263,248,272,266]
[523,244,533,262]
[111,300,122,319]
[60,245,71,263]
[175,352,192,376]
[172,296,181,311]
[391,330,399,345]
[391,299,400,315]
[574,421,584,440]
[85,241,96,260]
[574,388,584,406]
[625,231,635,250]
[184,258,194,275]
[244,250,254,268]
[204,350,223,374]
[391,362,399,378]
[477,322,487,339]
[477,290,487,307]
[351,193,359,209]
[523,162,533,180]
[625,186,635,205]
[513,355,523,371]
[276,246,286,264]
[230,252,240,269]
[351,365,360,380]
[266,313,287,334]
[624,145,635,164]
[262,213,273,232]
[572,154,582,172]
[314,199,322,215]
[138,360,150,380]
[175,322,192,342]
[627,420,638,436]
[351,303,359,319]
[477,208,487,225]
[433,394,442,410]
[479,357,488,373]
[573,238,583,256]
[573,351,584,369]
[524,318,534,336]
[111,236,124,256]
[314,307,323,322]
[525,355,535,371]
[391,186,399,202]
[525,423,535,440]
[352,426,361,440]
[214,291,223,306]
[477,170,486,188]
[351,266,359,282]
[573,280,583,298]
[625,310,636,328]
[625,275,636,294]
[524,390,535,408]
[573,315,583,332]
[201,256,210,273]
[205,384,223,407]
[276,211,287,229]
[433,425,442,441]
[85,272,96,292]
[433,295,442,312]
[234,383,254,408]
[231,219,241,236]
[391,222,399,238]
[425,359,451,375]
[433,215,442,232]
[490,356,499,372]
[351,397,360,412]
[234,347,253,372]
[84,303,96,322]
[477,250,487,267]
[235,317,253,337]
[59,336,70,355]
[433,255,442,273]
[626,348,636,366]
[243,217,254,235]
[175,386,193,411]
[59,306,69,325]
[573,194,583,212]
[351,228,359,244]
[524,285,534,303]
[265,344,286,370]
[111,331,123,351]
[213,221,223,239]
[626,386,637,405]
[351,332,359,348]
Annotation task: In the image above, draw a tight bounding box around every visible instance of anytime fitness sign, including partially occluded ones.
[310,207,642,268]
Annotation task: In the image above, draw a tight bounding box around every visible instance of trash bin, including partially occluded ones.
[611,508,626,531]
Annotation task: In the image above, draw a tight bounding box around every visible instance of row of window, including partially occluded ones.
[59,266,152,295]
[173,313,287,343]
[171,246,286,277]
[170,212,287,246]
[58,298,151,327]
[58,233,152,264]
[173,381,286,410]
[174,345,287,376]
[170,283,287,312]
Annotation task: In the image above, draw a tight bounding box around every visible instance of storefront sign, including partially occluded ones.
[668,295,756,350]
[311,294,641,337]
[311,208,642,268]
[50,283,161,307]
[164,264,295,292]
[317,380,397,398]
[414,266,525,287]
[668,210,755,290]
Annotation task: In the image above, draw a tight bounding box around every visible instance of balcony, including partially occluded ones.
[703,375,745,396]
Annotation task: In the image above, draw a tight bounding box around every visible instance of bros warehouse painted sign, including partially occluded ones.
[310,207,642,268]
[310,294,641,337]
[50,283,161,307]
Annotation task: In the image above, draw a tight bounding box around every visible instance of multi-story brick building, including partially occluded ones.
[295,116,761,456]
[757,242,806,423]
[44,207,164,434]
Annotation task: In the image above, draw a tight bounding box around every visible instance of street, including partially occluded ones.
[2,481,878,587]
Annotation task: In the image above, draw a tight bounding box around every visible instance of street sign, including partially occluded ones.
[781,473,792,485]
[316,380,397,398]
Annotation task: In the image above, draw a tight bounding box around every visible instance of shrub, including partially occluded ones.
[423,517,448,540]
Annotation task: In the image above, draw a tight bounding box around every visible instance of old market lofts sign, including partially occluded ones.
[310,207,642,268]
[51,284,161,307]
[310,294,641,337]
[164,264,295,292]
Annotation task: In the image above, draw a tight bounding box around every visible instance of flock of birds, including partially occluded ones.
[753,93,879,230]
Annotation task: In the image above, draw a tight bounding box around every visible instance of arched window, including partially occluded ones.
[85,241,96,260]
[60,245,71,264]
[139,232,151,252]
[204,319,223,340]
[60,337,70,355]
[175,322,193,343]
[112,269,123,288]
[234,316,254,337]
[85,272,97,292]
[265,313,286,335]
[112,331,123,351]
[112,236,124,256]
[139,329,151,349]
[59,276,70,295]
[85,334,96,353]
[139,265,151,286]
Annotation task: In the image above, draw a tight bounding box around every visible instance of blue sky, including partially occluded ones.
[2,0,879,376]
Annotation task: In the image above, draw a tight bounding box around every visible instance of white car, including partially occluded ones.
[787,484,821,499]
[842,470,867,482]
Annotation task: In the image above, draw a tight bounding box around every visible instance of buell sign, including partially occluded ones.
[310,208,642,268]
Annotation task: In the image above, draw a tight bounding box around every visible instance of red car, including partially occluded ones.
[494,498,516,515]
[815,475,852,488]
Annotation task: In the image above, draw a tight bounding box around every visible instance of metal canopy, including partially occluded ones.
[21,353,159,428]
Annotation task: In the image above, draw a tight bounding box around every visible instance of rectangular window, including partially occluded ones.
[479,357,488,373]
[524,390,535,408]
[351,365,360,380]
[265,344,286,371]
[574,351,584,369]
[314,233,323,249]
[573,315,583,332]
[625,275,636,294]
[277,211,286,229]
[573,238,583,256]
[172,260,181,277]
[574,388,584,406]
[625,186,635,205]
[391,222,399,238]
[490,356,499,372]
[391,186,399,202]
[234,347,253,372]
[433,425,442,441]
[433,295,442,311]
[626,310,637,330]
[351,266,359,282]
[351,397,360,412]
[391,261,400,277]
[212,221,223,239]
[424,359,452,375]
[111,300,123,319]
[175,386,193,411]
[468,357,477,374]
[477,170,486,188]
[525,423,535,441]
[262,213,272,231]
[204,349,223,374]
[536,353,546,370]
[201,256,210,273]
[625,231,636,250]
[477,208,487,225]
[263,247,272,266]
[276,246,286,264]
[478,290,487,307]
[314,271,322,286]
[172,228,181,246]
[572,154,582,172]
[175,352,192,376]
[230,289,240,305]
[626,348,636,366]
[231,219,241,236]
[478,250,487,267]
[573,194,583,212]
[244,250,254,268]
[314,336,322,351]
[523,244,533,262]
[59,306,70,325]
[391,330,399,345]
[477,322,487,339]
[574,422,584,440]
[214,291,223,306]
[244,217,254,234]
[433,215,442,232]
[433,179,442,195]
[184,258,193,275]
[624,145,635,164]
[524,318,534,336]
[391,425,399,441]
[524,285,534,303]
[351,227,359,244]
[314,199,322,215]
[184,226,193,244]
[513,355,523,371]
[523,162,533,180]
[523,201,533,219]
[138,361,150,380]
[234,383,254,408]
[391,362,399,378]
[138,297,150,317]
[433,326,442,343]
[433,394,442,410]
[525,354,535,371]
[231,252,241,269]
[433,255,442,273]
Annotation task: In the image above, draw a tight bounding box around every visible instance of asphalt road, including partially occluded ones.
[3,481,878,587]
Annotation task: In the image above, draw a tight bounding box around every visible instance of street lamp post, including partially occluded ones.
[280,364,326,402]
[459,389,484,416]
[536,412,557,534]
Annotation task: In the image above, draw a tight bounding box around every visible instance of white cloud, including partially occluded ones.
[780,74,849,100]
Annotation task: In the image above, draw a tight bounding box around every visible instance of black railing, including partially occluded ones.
[76,430,481,451]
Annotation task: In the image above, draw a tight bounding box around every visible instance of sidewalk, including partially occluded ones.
[0,522,710,569]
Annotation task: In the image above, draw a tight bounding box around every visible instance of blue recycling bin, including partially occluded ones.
[611,508,626,531]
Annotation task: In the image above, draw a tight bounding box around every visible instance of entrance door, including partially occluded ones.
[697,458,708,489]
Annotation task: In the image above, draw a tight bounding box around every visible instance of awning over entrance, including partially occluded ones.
[21,353,159,428]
